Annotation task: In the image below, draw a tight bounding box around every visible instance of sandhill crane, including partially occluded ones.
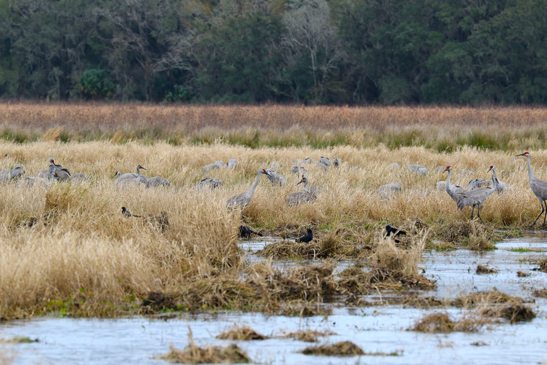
[319,157,331,167]
[296,228,313,243]
[114,166,147,187]
[468,178,492,190]
[408,164,427,175]
[285,176,318,206]
[226,169,270,213]
[298,175,322,195]
[442,166,467,202]
[203,161,226,173]
[265,168,287,186]
[114,171,137,179]
[195,177,223,190]
[0,166,24,182]
[121,207,141,218]
[516,152,547,227]
[136,165,147,184]
[228,158,238,169]
[456,167,499,223]
[488,166,510,193]
[376,182,402,199]
[291,165,307,175]
[49,158,71,177]
[332,157,341,167]
[147,176,170,187]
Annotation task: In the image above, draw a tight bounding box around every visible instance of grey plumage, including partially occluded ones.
[147,176,171,187]
[226,169,270,210]
[456,167,498,223]
[443,166,467,202]
[49,158,71,178]
[115,165,147,187]
[265,168,287,186]
[291,165,307,174]
[297,175,322,195]
[228,158,238,169]
[376,182,402,199]
[195,177,223,190]
[285,176,318,206]
[516,152,547,227]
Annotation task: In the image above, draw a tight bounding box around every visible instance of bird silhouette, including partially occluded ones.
[239,225,262,238]
[296,228,313,243]
[121,207,141,218]
[385,224,406,243]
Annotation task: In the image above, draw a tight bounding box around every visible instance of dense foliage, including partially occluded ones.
[1,0,546,104]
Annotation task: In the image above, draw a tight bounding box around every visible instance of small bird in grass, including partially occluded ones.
[296,228,313,243]
[122,207,141,218]
[239,225,263,238]
[385,225,406,243]
[385,224,406,237]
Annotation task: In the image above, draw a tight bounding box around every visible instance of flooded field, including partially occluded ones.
[2,234,547,364]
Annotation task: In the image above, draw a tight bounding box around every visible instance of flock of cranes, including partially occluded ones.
[3,152,547,228]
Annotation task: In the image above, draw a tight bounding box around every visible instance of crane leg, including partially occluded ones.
[530,200,545,228]
[542,200,547,228]
[470,205,475,220]
[241,211,247,224]
[476,204,485,224]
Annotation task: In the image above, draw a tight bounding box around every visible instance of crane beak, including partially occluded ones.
[296,178,304,186]
[487,167,492,173]
[515,153,525,157]
[442,167,449,173]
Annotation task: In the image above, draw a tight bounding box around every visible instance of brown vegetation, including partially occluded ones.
[301,341,365,356]
[282,329,337,342]
[2,104,547,152]
[216,325,267,340]
[411,312,488,333]
[162,328,251,364]
[476,265,498,274]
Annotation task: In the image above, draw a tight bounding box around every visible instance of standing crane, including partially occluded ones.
[442,166,467,202]
[285,176,318,206]
[456,167,499,223]
[226,169,271,214]
[516,152,547,227]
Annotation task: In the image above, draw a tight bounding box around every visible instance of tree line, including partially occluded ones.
[1,0,546,105]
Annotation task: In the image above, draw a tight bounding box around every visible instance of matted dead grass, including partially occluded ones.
[162,327,251,364]
[216,325,267,340]
[301,341,365,356]
[282,329,337,342]
[0,141,539,318]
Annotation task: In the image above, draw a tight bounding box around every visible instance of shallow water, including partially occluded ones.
[2,235,547,364]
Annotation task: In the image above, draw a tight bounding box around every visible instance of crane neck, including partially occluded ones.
[526,155,537,182]
[137,166,141,176]
[445,169,452,190]
[247,171,263,199]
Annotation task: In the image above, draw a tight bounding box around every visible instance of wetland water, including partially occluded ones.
[3,234,547,364]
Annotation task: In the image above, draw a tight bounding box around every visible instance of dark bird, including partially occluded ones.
[121,207,141,218]
[239,225,263,238]
[385,224,406,237]
[296,228,313,243]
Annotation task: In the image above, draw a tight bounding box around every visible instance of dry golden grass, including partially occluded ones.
[0,140,541,318]
[1,103,547,151]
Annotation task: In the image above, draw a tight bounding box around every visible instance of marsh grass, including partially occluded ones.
[282,329,337,342]
[162,327,251,364]
[0,141,540,318]
[412,312,490,333]
[216,325,267,340]
[301,341,365,356]
[3,103,547,151]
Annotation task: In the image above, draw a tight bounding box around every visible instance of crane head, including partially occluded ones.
[487,165,494,173]
[49,158,55,164]
[442,166,451,173]
[261,169,270,176]
[138,165,146,170]
[296,175,307,186]
[516,152,530,157]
